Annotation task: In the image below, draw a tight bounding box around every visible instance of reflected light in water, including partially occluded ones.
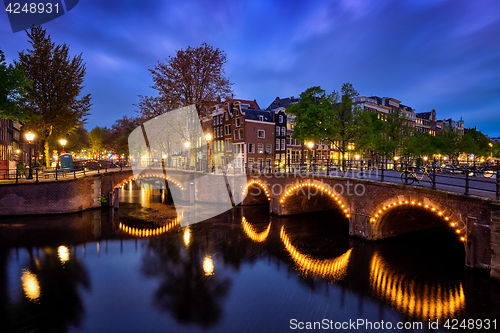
[370,252,465,320]
[58,245,69,264]
[183,227,191,246]
[21,269,41,303]
[242,217,271,243]
[203,257,214,276]
[280,226,351,281]
[119,217,181,238]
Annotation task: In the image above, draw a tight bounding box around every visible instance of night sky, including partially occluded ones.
[1,0,499,136]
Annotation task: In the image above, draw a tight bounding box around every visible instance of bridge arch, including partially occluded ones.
[278,181,350,218]
[241,180,271,205]
[115,173,186,192]
[369,195,466,243]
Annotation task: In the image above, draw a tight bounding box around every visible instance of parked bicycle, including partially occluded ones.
[400,166,433,185]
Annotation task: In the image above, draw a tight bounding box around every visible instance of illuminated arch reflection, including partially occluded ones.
[280,226,352,281]
[370,252,465,320]
[242,217,271,243]
[119,215,181,237]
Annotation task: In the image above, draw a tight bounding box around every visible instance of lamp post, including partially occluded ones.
[205,133,214,172]
[307,141,314,172]
[489,142,493,160]
[25,132,35,179]
[58,139,67,169]
[184,141,191,170]
[59,139,67,154]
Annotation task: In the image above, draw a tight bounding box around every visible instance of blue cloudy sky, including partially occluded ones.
[1,0,499,136]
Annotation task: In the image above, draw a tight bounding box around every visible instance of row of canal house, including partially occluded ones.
[200,95,466,170]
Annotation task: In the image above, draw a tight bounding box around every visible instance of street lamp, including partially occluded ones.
[489,142,493,159]
[205,133,214,172]
[25,132,35,179]
[307,141,314,172]
[59,139,67,153]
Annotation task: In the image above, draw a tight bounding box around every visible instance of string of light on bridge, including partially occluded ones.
[370,252,465,320]
[280,226,352,281]
[242,180,270,201]
[279,183,350,218]
[115,175,184,191]
[371,200,466,242]
[241,217,271,243]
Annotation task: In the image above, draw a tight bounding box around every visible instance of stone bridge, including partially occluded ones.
[238,173,500,275]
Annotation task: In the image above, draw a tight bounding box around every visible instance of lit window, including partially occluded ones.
[258,144,263,154]
[266,144,272,154]
[276,139,280,151]
[279,115,283,123]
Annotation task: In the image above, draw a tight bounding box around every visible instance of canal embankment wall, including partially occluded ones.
[0,170,133,216]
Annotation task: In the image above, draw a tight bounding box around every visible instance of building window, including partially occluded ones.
[281,127,286,136]
[266,144,272,154]
[235,109,239,116]
[276,126,280,135]
[257,130,265,138]
[248,143,255,153]
[258,115,264,121]
[239,129,243,139]
[234,130,237,140]
[279,115,283,123]
[248,158,254,168]
[281,139,285,150]
[225,112,228,120]
[266,158,272,167]
[258,158,263,167]
[258,143,263,154]
[225,138,232,151]
[276,139,280,151]
[213,117,216,125]
[236,118,241,127]
[225,125,231,135]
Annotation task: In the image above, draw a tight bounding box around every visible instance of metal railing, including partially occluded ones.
[0,159,130,183]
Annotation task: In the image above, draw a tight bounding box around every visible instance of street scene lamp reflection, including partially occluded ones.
[203,256,214,276]
[25,132,35,179]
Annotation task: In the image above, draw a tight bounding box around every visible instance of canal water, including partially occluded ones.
[1,185,499,332]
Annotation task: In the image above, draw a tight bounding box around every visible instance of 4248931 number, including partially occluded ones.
[444,319,497,330]
[5,2,59,14]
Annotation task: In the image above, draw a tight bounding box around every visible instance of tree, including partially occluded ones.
[108,116,141,157]
[88,126,110,159]
[0,48,30,121]
[136,43,232,120]
[287,83,372,168]
[15,26,91,167]
[458,128,490,159]
[402,131,435,159]
[64,126,89,154]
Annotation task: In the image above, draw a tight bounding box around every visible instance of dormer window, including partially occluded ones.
[258,115,264,121]
[279,115,283,123]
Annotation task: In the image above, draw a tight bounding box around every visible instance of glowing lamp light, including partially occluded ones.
[58,246,69,264]
[307,141,314,149]
[203,257,214,276]
[59,139,67,147]
[355,154,360,160]
[25,132,35,142]
[205,133,212,141]
[184,142,191,148]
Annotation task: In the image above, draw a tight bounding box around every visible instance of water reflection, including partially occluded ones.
[370,251,465,320]
[280,226,352,281]
[21,269,40,303]
[118,217,181,237]
[241,217,271,243]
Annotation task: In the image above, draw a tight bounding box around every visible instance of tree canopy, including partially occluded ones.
[15,26,91,167]
[0,48,30,121]
[136,43,232,120]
